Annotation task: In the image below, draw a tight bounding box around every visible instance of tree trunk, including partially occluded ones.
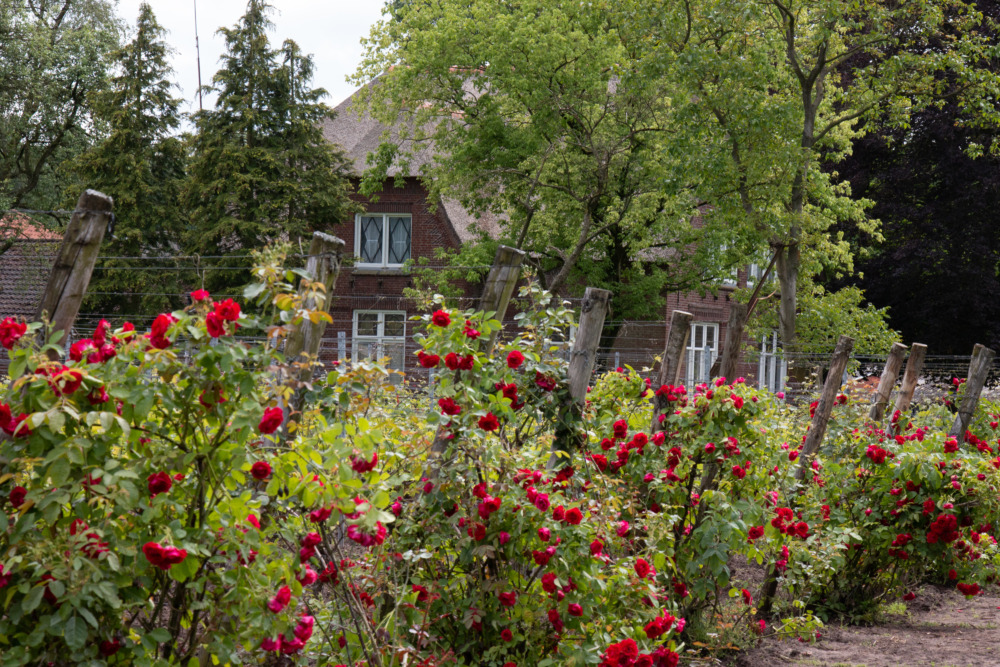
[774,238,800,353]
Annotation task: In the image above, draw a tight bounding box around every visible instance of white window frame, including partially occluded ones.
[758,331,787,393]
[354,213,412,269]
[685,322,719,385]
[353,310,407,372]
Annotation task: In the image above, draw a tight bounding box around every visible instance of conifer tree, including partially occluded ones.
[184,0,356,291]
[66,3,186,315]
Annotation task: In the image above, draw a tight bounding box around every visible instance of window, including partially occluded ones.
[685,322,719,385]
[758,331,786,393]
[353,310,407,372]
[355,213,411,268]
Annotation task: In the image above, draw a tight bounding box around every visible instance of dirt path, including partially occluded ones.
[732,585,1000,667]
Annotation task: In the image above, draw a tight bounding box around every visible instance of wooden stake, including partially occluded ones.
[948,343,996,439]
[651,310,693,431]
[284,232,347,362]
[479,245,526,355]
[867,342,907,422]
[716,302,748,381]
[888,343,927,435]
[796,335,854,481]
[35,190,113,356]
[549,286,611,469]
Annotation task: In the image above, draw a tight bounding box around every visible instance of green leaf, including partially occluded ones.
[21,585,44,613]
[48,458,70,487]
[147,628,172,644]
[64,615,88,650]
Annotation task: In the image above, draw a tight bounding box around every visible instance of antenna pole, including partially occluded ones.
[193,0,204,111]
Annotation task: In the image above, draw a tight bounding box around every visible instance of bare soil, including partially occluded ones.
[729,585,1000,667]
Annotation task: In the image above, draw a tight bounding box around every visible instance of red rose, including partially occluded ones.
[438,397,462,416]
[214,299,241,322]
[444,352,461,370]
[251,461,272,480]
[478,412,500,432]
[547,608,563,631]
[564,507,583,525]
[69,339,99,363]
[431,309,451,327]
[534,493,550,512]
[268,585,293,613]
[301,532,322,548]
[9,486,26,508]
[0,317,27,349]
[590,539,604,556]
[498,591,517,607]
[258,407,284,434]
[534,371,556,391]
[567,603,583,617]
[747,525,764,541]
[507,350,525,369]
[612,419,628,439]
[634,558,652,578]
[206,311,226,338]
[147,472,173,496]
[458,354,474,370]
[191,289,210,302]
[541,572,558,593]
[501,628,513,642]
[39,365,83,396]
[98,639,121,657]
[417,351,440,368]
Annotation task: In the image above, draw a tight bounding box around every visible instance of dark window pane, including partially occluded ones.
[360,216,383,264]
[388,217,411,265]
[357,312,378,336]
[384,313,405,337]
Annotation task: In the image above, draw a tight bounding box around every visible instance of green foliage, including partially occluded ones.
[744,282,901,356]
[354,0,709,315]
[0,0,121,209]
[184,0,357,293]
[64,3,188,315]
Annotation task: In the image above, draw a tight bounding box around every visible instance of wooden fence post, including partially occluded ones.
[549,287,612,469]
[650,310,693,431]
[868,342,908,422]
[948,343,996,439]
[284,232,346,363]
[35,190,113,358]
[888,343,927,435]
[796,335,854,481]
[284,233,346,420]
[716,302,748,381]
[479,245,526,355]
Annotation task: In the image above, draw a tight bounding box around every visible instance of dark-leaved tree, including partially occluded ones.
[184,0,356,293]
[65,2,187,316]
[835,103,1000,354]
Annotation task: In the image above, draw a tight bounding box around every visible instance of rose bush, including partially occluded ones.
[2,247,1000,665]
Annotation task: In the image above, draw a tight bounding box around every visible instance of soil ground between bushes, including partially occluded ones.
[726,585,1000,667]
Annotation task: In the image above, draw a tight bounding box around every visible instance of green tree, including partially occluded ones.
[354,0,719,349]
[184,0,357,292]
[0,0,120,211]
[65,3,187,315]
[665,0,1000,352]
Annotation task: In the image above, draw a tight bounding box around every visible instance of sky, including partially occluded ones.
[116,0,388,116]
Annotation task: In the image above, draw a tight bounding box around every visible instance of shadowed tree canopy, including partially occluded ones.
[64,2,187,316]
[184,0,357,293]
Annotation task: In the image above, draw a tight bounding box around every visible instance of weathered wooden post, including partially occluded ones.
[35,190,113,359]
[716,302,748,381]
[549,286,611,469]
[948,343,996,439]
[888,343,927,435]
[868,342,908,422]
[284,232,346,418]
[479,245,526,355]
[796,335,854,481]
[650,310,693,431]
[427,245,528,462]
[284,232,346,363]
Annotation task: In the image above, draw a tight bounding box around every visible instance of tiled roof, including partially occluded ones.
[323,84,504,243]
[0,240,58,320]
[1,213,61,241]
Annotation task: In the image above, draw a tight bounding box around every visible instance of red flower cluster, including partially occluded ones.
[654,383,688,406]
[0,317,27,349]
[600,638,680,667]
[478,412,500,431]
[866,444,888,464]
[267,585,293,613]
[535,371,556,392]
[0,405,30,438]
[445,352,474,371]
[417,350,440,368]
[38,364,84,396]
[69,519,109,558]
[957,582,982,597]
[926,514,959,544]
[771,508,809,539]
[350,451,378,473]
[943,437,959,454]
[258,406,283,434]
[148,313,178,349]
[260,614,315,654]
[142,542,188,570]
[747,525,764,542]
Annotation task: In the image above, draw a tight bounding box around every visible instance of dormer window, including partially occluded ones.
[355,213,411,268]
